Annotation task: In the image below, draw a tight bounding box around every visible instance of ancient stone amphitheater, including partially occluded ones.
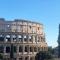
[0,18,47,60]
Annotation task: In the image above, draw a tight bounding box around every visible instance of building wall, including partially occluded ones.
[0,19,48,60]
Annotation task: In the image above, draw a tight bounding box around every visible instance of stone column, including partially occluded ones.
[23,45,24,55]
[4,45,6,57]
[29,56,30,60]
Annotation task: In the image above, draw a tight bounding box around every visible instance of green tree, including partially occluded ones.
[0,54,3,59]
[48,47,54,54]
[35,51,53,60]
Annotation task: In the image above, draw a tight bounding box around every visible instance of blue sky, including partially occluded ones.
[0,0,60,48]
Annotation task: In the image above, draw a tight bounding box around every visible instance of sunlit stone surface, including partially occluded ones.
[0,18,48,60]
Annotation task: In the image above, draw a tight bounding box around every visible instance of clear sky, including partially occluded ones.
[0,0,60,48]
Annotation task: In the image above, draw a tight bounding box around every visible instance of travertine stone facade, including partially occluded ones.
[0,18,48,60]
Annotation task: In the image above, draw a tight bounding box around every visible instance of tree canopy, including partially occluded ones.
[35,51,53,60]
[0,54,3,59]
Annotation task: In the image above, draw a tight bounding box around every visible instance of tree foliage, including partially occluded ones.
[35,51,53,60]
[0,54,3,59]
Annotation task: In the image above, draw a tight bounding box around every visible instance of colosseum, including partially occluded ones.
[0,18,48,60]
